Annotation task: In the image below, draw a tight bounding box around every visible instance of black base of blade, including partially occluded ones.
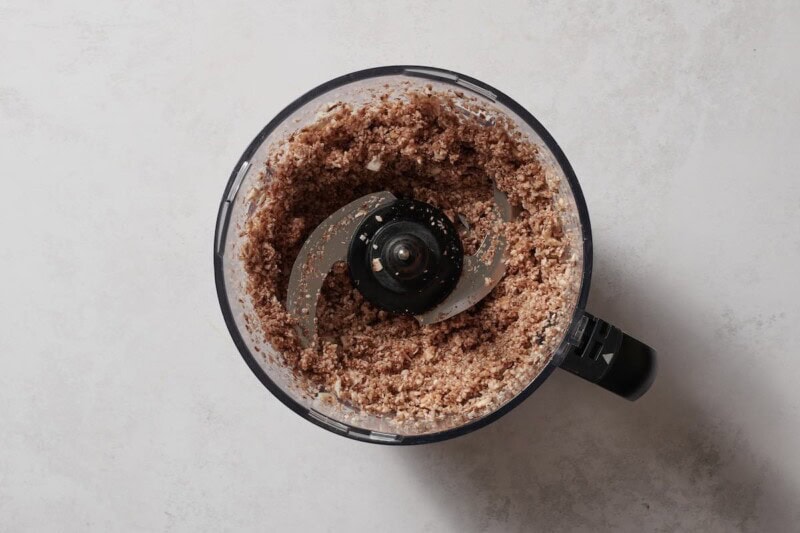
[347,198,463,315]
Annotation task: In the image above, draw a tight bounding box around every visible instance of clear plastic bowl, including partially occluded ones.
[214,66,595,444]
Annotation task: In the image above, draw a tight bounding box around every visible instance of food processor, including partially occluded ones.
[214,66,656,444]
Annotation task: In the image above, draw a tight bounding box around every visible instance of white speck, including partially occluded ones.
[371,258,383,272]
[375,215,383,222]
[359,234,367,241]
[366,156,382,172]
[372,243,378,249]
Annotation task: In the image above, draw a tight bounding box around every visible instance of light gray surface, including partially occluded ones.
[2,1,799,531]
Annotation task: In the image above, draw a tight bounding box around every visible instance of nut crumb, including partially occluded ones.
[240,88,579,432]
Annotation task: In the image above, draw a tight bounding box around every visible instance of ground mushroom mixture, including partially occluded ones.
[241,87,579,427]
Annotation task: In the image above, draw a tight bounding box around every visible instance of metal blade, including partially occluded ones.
[286,192,396,347]
[415,187,517,325]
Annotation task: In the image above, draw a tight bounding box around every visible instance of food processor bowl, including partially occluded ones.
[214,66,656,444]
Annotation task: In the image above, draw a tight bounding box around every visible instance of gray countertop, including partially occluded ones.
[2,1,798,531]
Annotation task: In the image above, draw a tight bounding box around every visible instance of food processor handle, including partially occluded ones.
[559,311,656,400]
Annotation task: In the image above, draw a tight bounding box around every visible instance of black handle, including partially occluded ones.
[559,311,656,400]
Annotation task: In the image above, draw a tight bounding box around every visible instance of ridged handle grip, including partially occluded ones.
[560,311,656,400]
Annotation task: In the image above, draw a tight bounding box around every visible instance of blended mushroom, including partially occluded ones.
[241,88,579,428]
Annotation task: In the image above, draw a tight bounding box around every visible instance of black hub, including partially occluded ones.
[347,198,463,315]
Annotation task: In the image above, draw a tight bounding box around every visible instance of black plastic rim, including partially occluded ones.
[213,65,593,445]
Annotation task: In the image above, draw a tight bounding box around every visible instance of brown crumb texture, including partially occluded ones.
[240,88,578,430]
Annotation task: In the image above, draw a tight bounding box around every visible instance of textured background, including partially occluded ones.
[2,1,799,531]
